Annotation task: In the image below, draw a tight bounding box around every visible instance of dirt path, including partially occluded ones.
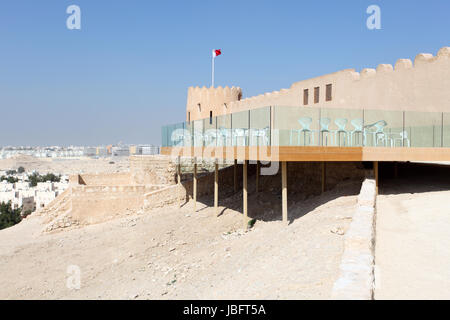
[0,187,358,300]
[375,171,450,299]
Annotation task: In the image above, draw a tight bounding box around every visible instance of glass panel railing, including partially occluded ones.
[364,109,403,147]
[444,113,450,148]
[161,106,450,149]
[217,113,232,146]
[184,121,193,147]
[204,116,217,147]
[169,122,186,147]
[273,106,320,146]
[405,111,442,147]
[231,110,249,146]
[193,119,204,147]
[161,125,168,147]
[249,106,271,146]
[320,107,364,147]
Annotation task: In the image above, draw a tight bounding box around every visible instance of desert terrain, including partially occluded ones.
[0,156,361,299]
[375,164,450,299]
[0,155,129,175]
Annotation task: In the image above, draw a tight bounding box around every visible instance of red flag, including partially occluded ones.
[213,49,221,57]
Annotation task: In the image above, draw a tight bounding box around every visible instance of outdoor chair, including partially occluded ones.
[251,127,270,146]
[233,128,248,146]
[219,127,232,146]
[334,118,348,146]
[290,117,314,146]
[319,118,332,146]
[349,119,365,146]
[365,120,389,146]
[390,130,411,147]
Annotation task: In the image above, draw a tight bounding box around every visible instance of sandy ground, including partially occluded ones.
[0,185,358,299]
[0,155,129,175]
[375,169,450,299]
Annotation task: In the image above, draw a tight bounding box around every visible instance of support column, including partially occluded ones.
[321,161,326,193]
[193,157,197,212]
[177,156,181,208]
[256,161,260,193]
[282,161,288,223]
[214,159,219,216]
[243,160,248,228]
[234,159,238,193]
[374,161,379,195]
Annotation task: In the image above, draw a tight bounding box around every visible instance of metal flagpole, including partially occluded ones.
[212,50,215,88]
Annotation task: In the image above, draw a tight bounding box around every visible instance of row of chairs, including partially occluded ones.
[290,117,410,147]
[171,127,270,147]
[170,118,411,147]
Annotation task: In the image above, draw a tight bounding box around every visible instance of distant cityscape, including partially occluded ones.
[0,144,160,159]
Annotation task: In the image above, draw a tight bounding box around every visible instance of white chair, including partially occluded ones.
[334,118,348,146]
[319,118,333,146]
[349,119,365,146]
[219,127,232,146]
[233,128,248,146]
[364,120,389,146]
[290,117,314,146]
[251,127,269,146]
[390,130,410,147]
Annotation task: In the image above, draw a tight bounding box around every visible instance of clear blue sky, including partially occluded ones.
[0,0,448,146]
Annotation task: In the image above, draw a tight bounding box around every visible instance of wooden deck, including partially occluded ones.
[161,146,450,162]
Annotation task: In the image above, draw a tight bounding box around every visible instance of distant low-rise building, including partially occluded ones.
[36,190,56,209]
[37,182,54,192]
[84,147,97,157]
[15,181,30,190]
[112,146,130,157]
[0,190,15,206]
[140,145,160,155]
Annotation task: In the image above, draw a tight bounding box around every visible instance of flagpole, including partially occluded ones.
[212,51,215,88]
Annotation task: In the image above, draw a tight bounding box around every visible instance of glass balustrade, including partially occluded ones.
[162,106,449,149]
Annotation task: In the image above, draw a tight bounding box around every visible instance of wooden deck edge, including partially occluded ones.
[160,146,450,162]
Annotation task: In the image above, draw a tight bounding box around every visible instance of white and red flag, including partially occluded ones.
[212,49,222,87]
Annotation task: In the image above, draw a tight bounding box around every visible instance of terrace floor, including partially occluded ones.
[375,163,450,299]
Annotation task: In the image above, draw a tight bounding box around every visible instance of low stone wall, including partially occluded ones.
[69,172,132,186]
[331,178,377,299]
[71,185,162,224]
[130,155,177,185]
[143,185,182,209]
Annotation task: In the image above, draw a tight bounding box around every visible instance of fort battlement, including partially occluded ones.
[186,46,450,121]
[186,86,242,121]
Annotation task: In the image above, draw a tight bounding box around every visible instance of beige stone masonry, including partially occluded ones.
[331,178,377,300]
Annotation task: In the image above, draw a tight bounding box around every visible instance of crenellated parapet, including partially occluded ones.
[185,46,450,119]
[341,46,450,111]
[186,86,242,121]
